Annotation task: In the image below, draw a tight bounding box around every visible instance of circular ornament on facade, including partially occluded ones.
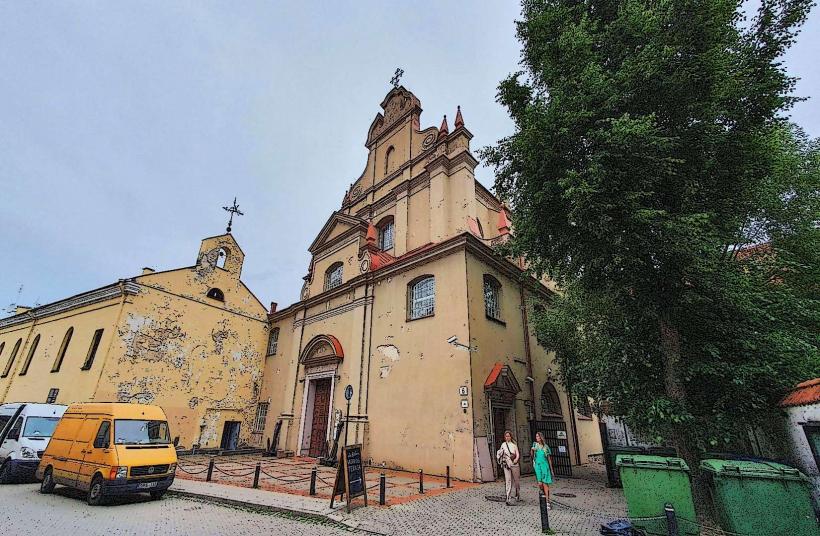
[422,133,436,149]
[360,258,370,273]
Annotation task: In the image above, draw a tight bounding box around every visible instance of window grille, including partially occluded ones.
[46,388,59,404]
[541,383,563,417]
[254,403,269,433]
[325,263,343,291]
[408,276,435,319]
[379,220,394,250]
[484,276,502,320]
[267,328,279,356]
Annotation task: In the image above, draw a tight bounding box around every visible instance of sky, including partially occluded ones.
[1,1,818,312]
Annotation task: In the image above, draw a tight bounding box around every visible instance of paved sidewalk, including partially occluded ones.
[171,464,628,535]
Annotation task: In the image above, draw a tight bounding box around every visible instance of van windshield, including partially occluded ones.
[114,420,171,445]
[23,417,61,438]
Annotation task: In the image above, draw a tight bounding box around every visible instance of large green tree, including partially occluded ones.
[484,0,819,478]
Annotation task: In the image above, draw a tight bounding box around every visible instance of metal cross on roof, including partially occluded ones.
[390,68,404,89]
[222,197,244,233]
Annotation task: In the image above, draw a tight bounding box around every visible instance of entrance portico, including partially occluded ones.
[296,335,344,458]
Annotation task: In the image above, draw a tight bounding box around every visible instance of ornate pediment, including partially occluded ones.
[484,363,522,405]
[301,335,344,368]
[366,86,422,147]
[308,212,369,254]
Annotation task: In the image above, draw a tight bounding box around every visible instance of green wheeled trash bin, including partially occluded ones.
[617,454,699,535]
[700,459,818,536]
[606,446,645,487]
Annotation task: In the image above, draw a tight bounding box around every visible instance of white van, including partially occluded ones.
[0,403,67,483]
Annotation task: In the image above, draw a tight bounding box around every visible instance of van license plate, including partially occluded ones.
[137,482,158,489]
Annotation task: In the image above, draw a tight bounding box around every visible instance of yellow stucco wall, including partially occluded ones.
[0,233,268,450]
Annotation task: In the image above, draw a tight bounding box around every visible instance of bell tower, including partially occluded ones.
[196,234,244,278]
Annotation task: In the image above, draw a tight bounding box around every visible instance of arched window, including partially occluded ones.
[1,339,22,378]
[51,327,73,373]
[476,218,484,238]
[267,327,280,356]
[216,248,229,269]
[207,288,225,301]
[408,276,435,320]
[540,382,563,418]
[325,262,343,291]
[377,217,395,251]
[483,275,502,321]
[384,146,396,175]
[81,329,104,371]
[576,395,593,418]
[19,334,40,376]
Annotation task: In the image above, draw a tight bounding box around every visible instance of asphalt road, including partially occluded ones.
[0,483,351,535]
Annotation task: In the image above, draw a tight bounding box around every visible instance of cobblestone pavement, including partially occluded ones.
[176,453,472,504]
[347,466,629,536]
[0,483,351,536]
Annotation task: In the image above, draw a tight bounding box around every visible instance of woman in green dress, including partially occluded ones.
[531,432,554,508]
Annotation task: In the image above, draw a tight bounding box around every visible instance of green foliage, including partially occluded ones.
[486,0,819,451]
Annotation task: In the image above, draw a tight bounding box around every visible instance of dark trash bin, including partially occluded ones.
[600,519,644,535]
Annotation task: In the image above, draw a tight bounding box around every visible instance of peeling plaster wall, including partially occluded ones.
[366,252,474,480]
[93,266,267,449]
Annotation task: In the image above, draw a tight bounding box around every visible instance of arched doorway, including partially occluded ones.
[532,381,573,477]
[297,335,344,457]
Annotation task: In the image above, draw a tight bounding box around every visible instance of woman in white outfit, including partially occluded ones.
[496,430,520,505]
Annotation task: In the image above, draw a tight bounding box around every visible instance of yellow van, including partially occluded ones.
[36,403,177,505]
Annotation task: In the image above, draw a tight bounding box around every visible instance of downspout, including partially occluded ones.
[566,383,582,464]
[90,280,129,401]
[519,283,536,419]
[0,310,38,402]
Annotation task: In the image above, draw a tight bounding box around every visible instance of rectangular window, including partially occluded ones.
[379,221,394,251]
[46,388,59,404]
[267,328,279,356]
[409,277,435,320]
[253,402,269,433]
[81,329,104,370]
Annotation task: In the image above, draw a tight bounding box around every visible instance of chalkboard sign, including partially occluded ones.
[330,444,368,512]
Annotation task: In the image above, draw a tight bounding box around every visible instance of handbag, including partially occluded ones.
[500,442,513,470]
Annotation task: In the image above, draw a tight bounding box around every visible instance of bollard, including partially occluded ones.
[309,467,317,496]
[664,503,679,536]
[419,469,424,494]
[446,465,451,488]
[379,473,386,505]
[539,492,553,534]
[252,462,261,489]
[206,458,215,482]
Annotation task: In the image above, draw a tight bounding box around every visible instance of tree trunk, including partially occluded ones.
[659,314,713,525]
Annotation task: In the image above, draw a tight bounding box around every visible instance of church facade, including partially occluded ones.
[0,233,269,450]
[259,86,602,482]
[0,85,602,483]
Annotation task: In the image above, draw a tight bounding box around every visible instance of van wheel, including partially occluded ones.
[40,467,56,494]
[150,490,166,500]
[87,475,106,506]
[0,462,12,484]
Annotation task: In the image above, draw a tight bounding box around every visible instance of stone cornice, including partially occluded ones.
[0,281,141,329]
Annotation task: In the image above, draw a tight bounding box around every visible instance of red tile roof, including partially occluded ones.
[781,378,820,407]
[484,362,504,388]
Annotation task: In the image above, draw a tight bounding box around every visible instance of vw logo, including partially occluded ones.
[148,467,155,474]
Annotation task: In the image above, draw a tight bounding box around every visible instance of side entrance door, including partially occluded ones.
[71,417,101,490]
[308,378,331,457]
[220,421,241,451]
